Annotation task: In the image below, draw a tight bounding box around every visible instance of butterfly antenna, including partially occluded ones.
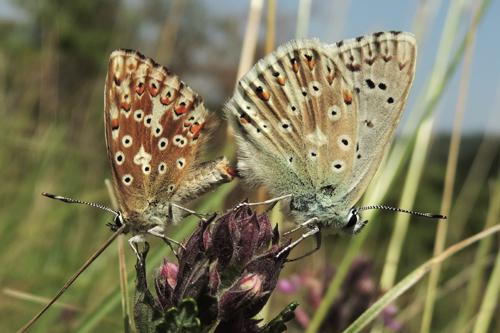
[18,224,126,333]
[357,204,447,219]
[42,192,119,216]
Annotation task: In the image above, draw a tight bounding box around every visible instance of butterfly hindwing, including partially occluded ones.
[104,50,211,220]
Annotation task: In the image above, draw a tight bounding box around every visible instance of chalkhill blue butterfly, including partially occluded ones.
[225,31,444,256]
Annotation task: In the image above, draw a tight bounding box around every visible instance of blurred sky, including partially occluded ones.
[1,0,499,133]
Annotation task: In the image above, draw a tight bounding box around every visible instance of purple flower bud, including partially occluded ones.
[160,260,178,289]
[219,273,264,319]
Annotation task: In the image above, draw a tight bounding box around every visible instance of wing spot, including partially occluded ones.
[173,135,187,147]
[328,105,341,121]
[115,151,125,165]
[158,162,167,174]
[142,164,151,175]
[343,90,353,105]
[144,115,152,127]
[378,83,387,90]
[310,150,318,159]
[177,158,185,169]
[122,174,133,186]
[387,97,394,104]
[288,156,293,163]
[338,135,351,151]
[332,160,345,173]
[134,110,144,121]
[366,79,375,89]
[154,124,163,137]
[357,154,362,159]
[168,185,175,192]
[122,135,133,148]
[280,120,292,132]
[158,137,168,150]
[255,86,270,101]
[309,81,322,96]
[365,120,374,128]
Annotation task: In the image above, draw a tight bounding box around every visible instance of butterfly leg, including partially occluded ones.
[235,194,293,210]
[284,217,319,236]
[128,234,146,260]
[286,231,322,262]
[276,225,321,259]
[147,226,185,248]
[170,203,209,221]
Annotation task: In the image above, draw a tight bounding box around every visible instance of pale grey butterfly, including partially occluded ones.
[225,31,445,257]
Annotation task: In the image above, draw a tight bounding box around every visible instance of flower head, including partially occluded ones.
[134,205,294,332]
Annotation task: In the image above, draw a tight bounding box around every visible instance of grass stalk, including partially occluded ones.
[471,240,500,333]
[420,2,486,331]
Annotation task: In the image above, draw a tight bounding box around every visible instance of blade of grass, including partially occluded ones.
[420,2,487,331]
[472,242,500,333]
[295,0,311,38]
[450,86,500,240]
[3,288,80,313]
[105,179,132,332]
[341,223,500,333]
[234,0,264,83]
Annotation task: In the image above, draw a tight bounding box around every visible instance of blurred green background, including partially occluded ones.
[0,0,499,332]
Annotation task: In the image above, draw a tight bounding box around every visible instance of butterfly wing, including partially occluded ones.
[105,50,231,223]
[226,31,416,214]
[326,32,417,208]
[226,39,359,196]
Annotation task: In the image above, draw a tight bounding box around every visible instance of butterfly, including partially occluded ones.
[225,31,442,255]
[46,49,236,251]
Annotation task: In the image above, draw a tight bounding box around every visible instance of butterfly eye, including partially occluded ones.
[344,209,359,230]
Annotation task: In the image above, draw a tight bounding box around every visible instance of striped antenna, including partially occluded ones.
[357,204,446,219]
[42,192,119,217]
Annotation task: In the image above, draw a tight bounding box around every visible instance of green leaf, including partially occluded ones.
[259,302,298,333]
[161,298,202,333]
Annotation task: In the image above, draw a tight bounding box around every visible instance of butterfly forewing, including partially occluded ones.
[227,39,358,194]
[104,50,210,222]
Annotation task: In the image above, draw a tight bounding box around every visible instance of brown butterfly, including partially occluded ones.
[45,49,235,252]
[104,49,234,243]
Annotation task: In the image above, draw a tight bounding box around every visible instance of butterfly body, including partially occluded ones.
[226,32,416,233]
[105,50,234,234]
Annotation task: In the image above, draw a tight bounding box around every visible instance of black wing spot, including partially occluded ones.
[366,79,375,89]
[387,97,394,104]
